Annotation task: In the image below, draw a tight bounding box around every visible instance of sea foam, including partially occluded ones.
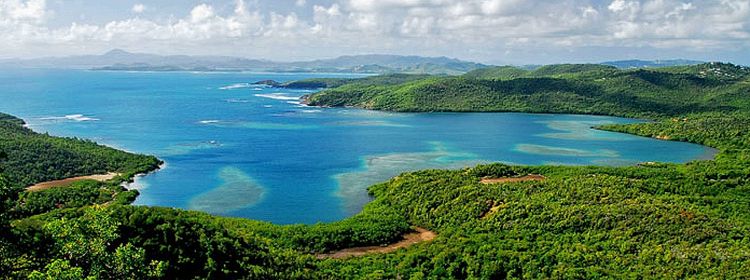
[219,83,253,90]
[254,93,302,101]
[40,114,99,122]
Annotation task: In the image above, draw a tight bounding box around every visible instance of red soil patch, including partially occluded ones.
[317,227,437,259]
[26,173,120,192]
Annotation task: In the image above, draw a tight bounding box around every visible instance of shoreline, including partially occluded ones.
[297,94,666,121]
[299,94,631,121]
[301,97,720,163]
[122,161,167,191]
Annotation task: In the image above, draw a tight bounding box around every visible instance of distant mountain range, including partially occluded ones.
[600,59,704,69]
[0,49,486,75]
[0,49,708,74]
[518,59,704,71]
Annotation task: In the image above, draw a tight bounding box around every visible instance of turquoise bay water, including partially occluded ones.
[0,69,716,224]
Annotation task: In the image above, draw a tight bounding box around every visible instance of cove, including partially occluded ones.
[0,69,716,224]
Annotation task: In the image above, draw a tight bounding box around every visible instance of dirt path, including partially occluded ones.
[26,172,120,192]
[480,174,546,184]
[317,227,437,259]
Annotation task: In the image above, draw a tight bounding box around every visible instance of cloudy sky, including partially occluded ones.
[1,0,748,64]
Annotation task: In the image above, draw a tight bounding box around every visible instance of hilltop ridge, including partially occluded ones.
[303,62,750,118]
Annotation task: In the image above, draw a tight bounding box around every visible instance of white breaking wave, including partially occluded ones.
[219,83,252,90]
[40,114,99,122]
[198,120,220,124]
[301,110,322,113]
[254,93,302,101]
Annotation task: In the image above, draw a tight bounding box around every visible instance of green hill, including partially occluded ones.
[0,113,161,188]
[461,64,618,80]
[305,63,750,118]
[3,62,750,278]
[653,62,750,82]
[4,111,748,279]
[280,73,431,89]
[528,64,618,77]
[461,66,529,80]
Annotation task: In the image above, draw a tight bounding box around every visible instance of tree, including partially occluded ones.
[0,150,20,234]
[27,260,90,280]
[36,206,165,279]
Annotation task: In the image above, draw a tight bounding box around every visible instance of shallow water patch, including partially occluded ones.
[537,120,632,141]
[333,142,489,215]
[161,141,224,156]
[515,144,619,157]
[188,167,265,214]
[327,120,411,127]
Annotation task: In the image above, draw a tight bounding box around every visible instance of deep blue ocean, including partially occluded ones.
[0,69,716,224]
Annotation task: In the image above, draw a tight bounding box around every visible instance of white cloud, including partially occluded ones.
[608,0,640,21]
[0,0,748,63]
[480,0,526,15]
[581,6,598,18]
[314,4,341,18]
[347,0,441,12]
[1,0,46,22]
[295,0,307,7]
[190,4,214,22]
[131,3,145,14]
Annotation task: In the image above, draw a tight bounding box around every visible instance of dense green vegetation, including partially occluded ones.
[2,62,750,278]
[305,63,750,118]
[6,110,750,278]
[273,73,432,89]
[322,112,750,278]
[0,113,161,188]
[461,66,529,80]
[12,180,138,217]
[0,114,164,279]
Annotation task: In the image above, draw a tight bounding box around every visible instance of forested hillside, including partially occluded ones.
[262,73,432,89]
[304,63,750,118]
[1,63,750,278]
[0,113,161,188]
[3,111,748,279]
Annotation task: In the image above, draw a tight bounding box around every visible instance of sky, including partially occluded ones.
[0,0,748,65]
